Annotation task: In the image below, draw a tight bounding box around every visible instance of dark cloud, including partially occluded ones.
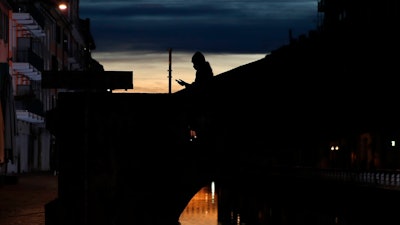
[79,0,318,54]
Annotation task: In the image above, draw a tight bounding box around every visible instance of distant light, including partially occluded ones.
[391,141,396,147]
[189,129,197,141]
[211,181,215,203]
[59,3,67,10]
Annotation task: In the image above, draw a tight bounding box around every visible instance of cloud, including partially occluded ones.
[79,0,318,54]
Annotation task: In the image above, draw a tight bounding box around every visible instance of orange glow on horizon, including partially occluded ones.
[93,51,266,94]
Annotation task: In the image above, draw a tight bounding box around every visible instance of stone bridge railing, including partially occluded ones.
[293,167,400,190]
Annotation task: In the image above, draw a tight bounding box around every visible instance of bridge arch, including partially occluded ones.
[49,92,223,225]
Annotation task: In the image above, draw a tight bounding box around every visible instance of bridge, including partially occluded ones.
[43,28,400,225]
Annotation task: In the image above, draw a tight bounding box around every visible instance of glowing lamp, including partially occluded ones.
[59,3,67,10]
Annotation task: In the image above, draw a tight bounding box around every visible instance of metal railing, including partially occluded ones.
[293,167,400,190]
[13,47,44,71]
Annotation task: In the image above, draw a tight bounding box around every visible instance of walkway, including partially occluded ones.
[0,172,58,225]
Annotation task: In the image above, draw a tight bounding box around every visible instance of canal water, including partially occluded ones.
[179,182,218,225]
[178,180,377,225]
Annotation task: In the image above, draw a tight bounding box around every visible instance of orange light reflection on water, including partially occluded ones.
[179,182,218,225]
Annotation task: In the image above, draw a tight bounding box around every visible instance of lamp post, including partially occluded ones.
[168,48,172,94]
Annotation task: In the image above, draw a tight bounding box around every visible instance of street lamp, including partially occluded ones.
[331,145,339,151]
[58,2,67,10]
[330,145,339,168]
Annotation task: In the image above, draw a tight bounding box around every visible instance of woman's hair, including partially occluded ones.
[192,51,205,64]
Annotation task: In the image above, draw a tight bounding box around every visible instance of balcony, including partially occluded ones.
[11,48,44,81]
[11,3,45,38]
[12,63,41,80]
[16,110,44,124]
[68,50,84,70]
[12,13,45,38]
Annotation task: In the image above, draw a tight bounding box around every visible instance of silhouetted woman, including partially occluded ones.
[176,51,214,88]
[176,51,214,145]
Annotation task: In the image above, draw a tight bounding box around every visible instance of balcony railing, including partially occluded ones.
[14,48,44,71]
[11,47,43,81]
[16,110,44,124]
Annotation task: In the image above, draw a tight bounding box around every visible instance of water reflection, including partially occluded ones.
[179,182,218,225]
[178,180,364,225]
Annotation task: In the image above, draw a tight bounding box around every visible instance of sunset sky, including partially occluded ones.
[79,0,319,93]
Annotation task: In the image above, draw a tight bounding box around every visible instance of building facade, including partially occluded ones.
[0,0,102,175]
